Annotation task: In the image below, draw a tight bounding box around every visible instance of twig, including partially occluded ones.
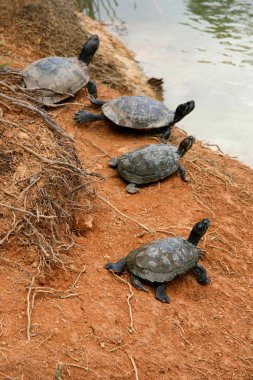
[17,176,41,201]
[0,67,24,77]
[19,144,101,178]
[0,372,19,380]
[0,203,57,219]
[109,270,136,333]
[0,318,3,337]
[97,194,152,232]
[25,268,86,341]
[0,219,22,245]
[26,276,35,341]
[0,92,74,141]
[128,354,139,380]
[83,138,112,158]
[69,266,86,292]
[205,143,224,154]
[0,117,20,127]
[58,361,103,379]
[193,194,215,216]
[175,322,194,349]
[0,186,18,199]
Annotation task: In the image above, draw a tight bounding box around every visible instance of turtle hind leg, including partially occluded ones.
[155,283,170,303]
[192,263,209,285]
[130,275,149,292]
[105,257,126,274]
[126,183,139,194]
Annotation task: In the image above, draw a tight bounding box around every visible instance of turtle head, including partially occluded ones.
[174,100,195,123]
[79,35,100,65]
[177,135,195,157]
[188,218,211,246]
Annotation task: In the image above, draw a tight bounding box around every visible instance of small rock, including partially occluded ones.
[17,131,29,140]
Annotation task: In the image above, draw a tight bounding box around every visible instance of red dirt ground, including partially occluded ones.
[0,21,253,380]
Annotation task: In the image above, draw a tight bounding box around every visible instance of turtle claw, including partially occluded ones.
[157,295,170,303]
[74,110,86,124]
[155,283,170,303]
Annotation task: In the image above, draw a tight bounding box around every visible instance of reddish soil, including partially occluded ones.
[1,15,253,380]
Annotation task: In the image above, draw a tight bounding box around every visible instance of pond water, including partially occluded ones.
[81,0,253,167]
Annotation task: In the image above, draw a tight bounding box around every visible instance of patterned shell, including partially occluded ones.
[116,143,179,184]
[23,57,89,105]
[126,237,200,283]
[102,96,175,129]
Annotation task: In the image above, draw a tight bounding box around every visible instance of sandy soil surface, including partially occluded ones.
[0,5,253,380]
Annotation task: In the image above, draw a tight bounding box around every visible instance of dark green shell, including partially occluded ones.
[23,56,89,105]
[126,237,200,283]
[102,96,174,129]
[115,143,179,185]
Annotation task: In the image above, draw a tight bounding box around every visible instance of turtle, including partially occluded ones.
[74,95,195,142]
[108,135,195,194]
[105,218,211,303]
[22,35,99,105]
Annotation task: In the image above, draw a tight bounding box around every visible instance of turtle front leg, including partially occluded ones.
[155,283,170,303]
[177,165,189,182]
[86,80,98,98]
[130,275,149,292]
[192,263,209,285]
[162,126,173,143]
[105,257,126,274]
[74,110,105,124]
[126,183,139,194]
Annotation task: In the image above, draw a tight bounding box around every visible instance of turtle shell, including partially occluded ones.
[23,56,89,105]
[102,96,174,129]
[126,237,200,283]
[116,143,179,185]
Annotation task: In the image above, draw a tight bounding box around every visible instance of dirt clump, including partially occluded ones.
[0,72,95,267]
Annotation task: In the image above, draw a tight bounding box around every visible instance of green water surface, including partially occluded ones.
[80,0,253,167]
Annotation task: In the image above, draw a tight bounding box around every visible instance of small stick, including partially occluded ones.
[58,362,103,378]
[0,117,20,127]
[0,372,18,380]
[83,138,112,158]
[0,92,74,141]
[0,318,3,337]
[205,143,224,154]
[26,276,35,341]
[17,176,40,201]
[69,266,86,292]
[97,194,152,232]
[20,144,101,178]
[128,354,139,380]
[193,194,215,216]
[0,220,21,245]
[0,202,57,219]
[109,270,136,333]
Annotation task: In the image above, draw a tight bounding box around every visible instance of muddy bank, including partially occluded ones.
[0,2,253,380]
[0,0,162,98]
